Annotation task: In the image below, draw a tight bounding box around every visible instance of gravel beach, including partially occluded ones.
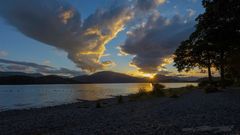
[1,88,240,135]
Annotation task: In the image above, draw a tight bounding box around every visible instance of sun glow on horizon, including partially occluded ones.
[142,73,155,79]
[128,71,156,79]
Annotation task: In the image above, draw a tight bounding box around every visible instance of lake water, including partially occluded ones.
[0,83,197,111]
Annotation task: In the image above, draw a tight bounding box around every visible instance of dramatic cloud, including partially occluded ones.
[0,0,133,72]
[157,70,173,76]
[0,0,181,74]
[135,0,166,11]
[187,8,196,17]
[120,13,194,73]
[73,6,133,72]
[0,51,8,58]
[0,59,84,76]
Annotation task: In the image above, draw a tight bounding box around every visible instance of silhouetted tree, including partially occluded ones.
[225,53,240,83]
[174,40,196,73]
[174,0,240,84]
[174,31,216,81]
[197,0,240,82]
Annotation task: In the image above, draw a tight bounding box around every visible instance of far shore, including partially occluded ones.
[1,87,240,135]
[0,81,198,85]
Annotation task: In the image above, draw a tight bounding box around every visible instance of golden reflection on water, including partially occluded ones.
[68,83,198,101]
[0,83,198,110]
[69,83,153,101]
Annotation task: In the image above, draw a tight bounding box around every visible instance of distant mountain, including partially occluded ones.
[0,75,78,85]
[73,71,148,83]
[153,74,199,82]
[0,71,43,77]
[197,77,220,82]
[0,71,148,84]
[37,75,79,84]
[0,71,199,85]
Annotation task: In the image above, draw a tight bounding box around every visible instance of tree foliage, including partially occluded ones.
[174,0,240,83]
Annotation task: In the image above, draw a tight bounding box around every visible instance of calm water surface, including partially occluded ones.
[0,83,197,111]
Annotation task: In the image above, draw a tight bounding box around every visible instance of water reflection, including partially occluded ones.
[0,83,197,111]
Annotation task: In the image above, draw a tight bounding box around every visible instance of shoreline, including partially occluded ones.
[0,83,198,112]
[1,88,240,134]
[0,81,198,85]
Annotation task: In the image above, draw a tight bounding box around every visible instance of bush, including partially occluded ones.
[199,80,217,88]
[204,85,220,94]
[234,80,240,86]
[96,101,101,108]
[138,88,149,96]
[129,84,196,101]
[185,84,196,89]
[152,83,165,90]
[169,94,179,98]
[129,88,150,100]
[220,79,234,87]
[117,95,123,104]
[199,79,234,88]
[152,83,165,97]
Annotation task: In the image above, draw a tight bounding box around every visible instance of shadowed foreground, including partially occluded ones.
[1,89,240,135]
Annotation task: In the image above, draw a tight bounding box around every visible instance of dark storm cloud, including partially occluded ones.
[0,59,84,76]
[120,13,195,73]
[0,0,133,72]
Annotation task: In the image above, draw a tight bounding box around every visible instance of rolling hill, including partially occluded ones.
[0,71,198,85]
[73,71,148,83]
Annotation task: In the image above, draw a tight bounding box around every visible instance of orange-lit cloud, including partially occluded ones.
[69,7,133,72]
[58,9,74,24]
[0,1,133,72]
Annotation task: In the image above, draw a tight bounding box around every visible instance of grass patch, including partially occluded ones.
[151,83,165,97]
[129,88,152,101]
[204,85,221,94]
[165,86,194,98]
[129,84,196,101]
[96,101,101,108]
[199,80,233,88]
[117,95,123,104]
[185,84,196,89]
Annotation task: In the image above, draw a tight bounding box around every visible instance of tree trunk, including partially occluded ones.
[220,50,225,87]
[208,64,212,82]
[207,52,212,82]
[220,63,225,82]
[220,51,225,81]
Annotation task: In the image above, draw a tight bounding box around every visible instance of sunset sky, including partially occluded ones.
[0,0,207,77]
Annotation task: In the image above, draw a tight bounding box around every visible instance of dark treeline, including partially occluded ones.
[174,0,240,86]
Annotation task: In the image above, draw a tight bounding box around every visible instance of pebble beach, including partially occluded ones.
[1,88,240,135]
